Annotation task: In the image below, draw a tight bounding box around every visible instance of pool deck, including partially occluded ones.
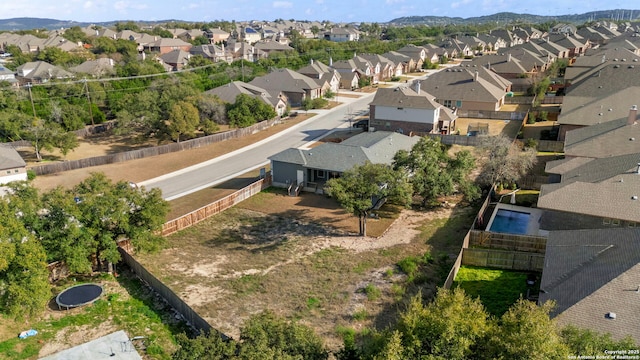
[486,203,544,236]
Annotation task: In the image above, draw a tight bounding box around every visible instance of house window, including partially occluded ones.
[612,219,621,226]
[14,169,18,173]
[603,218,611,225]
[456,100,462,108]
[628,222,637,228]
[316,170,325,179]
[5,171,9,174]
[443,100,452,108]
[397,107,404,110]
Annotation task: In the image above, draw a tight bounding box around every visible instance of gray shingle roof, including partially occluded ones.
[563,118,640,158]
[370,87,441,110]
[0,146,26,170]
[540,228,640,343]
[249,68,319,93]
[418,66,510,104]
[269,131,420,173]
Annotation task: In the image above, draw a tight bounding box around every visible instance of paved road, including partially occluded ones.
[139,91,378,200]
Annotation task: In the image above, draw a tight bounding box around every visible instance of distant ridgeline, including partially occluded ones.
[0,9,639,31]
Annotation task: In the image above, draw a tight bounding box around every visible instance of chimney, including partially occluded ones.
[329,56,333,66]
[474,70,479,82]
[310,58,314,65]
[507,53,512,62]
[637,162,640,174]
[415,81,421,94]
[628,105,638,125]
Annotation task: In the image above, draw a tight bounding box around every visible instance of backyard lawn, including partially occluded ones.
[453,265,539,316]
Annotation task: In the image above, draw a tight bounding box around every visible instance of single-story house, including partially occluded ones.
[0,146,27,184]
[205,81,288,117]
[269,131,419,193]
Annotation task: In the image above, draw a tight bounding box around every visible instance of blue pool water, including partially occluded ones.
[489,209,530,234]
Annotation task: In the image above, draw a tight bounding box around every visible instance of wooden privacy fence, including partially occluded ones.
[162,174,272,236]
[462,248,545,272]
[537,140,564,153]
[505,96,535,105]
[423,134,483,146]
[469,230,547,253]
[457,110,527,120]
[30,118,281,176]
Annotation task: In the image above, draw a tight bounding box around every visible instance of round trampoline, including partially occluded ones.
[55,283,103,310]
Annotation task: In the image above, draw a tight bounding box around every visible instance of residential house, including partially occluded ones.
[557,62,640,139]
[253,41,294,56]
[548,34,590,58]
[489,29,524,47]
[470,52,542,79]
[181,29,206,42]
[324,27,360,42]
[242,27,261,43]
[417,66,512,111]
[116,30,142,42]
[358,54,400,80]
[382,51,415,74]
[575,26,611,46]
[369,85,457,134]
[476,33,507,52]
[166,28,189,39]
[297,59,341,93]
[144,38,192,55]
[550,23,577,36]
[205,81,288,117]
[440,38,472,57]
[189,44,231,63]
[332,56,379,85]
[16,61,74,84]
[0,146,27,184]
[0,65,17,85]
[159,49,191,71]
[249,68,322,106]
[69,58,115,78]
[539,228,640,344]
[269,131,419,193]
[533,38,570,59]
[207,28,230,43]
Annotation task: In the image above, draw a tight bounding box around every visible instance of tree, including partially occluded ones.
[393,137,479,207]
[394,288,490,359]
[166,101,200,142]
[227,94,276,128]
[477,135,537,188]
[0,193,50,318]
[172,311,328,360]
[478,299,569,360]
[237,311,328,360]
[71,173,169,270]
[325,162,412,236]
[561,326,637,357]
[22,118,79,161]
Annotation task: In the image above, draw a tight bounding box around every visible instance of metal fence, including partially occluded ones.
[119,248,218,336]
[30,118,281,176]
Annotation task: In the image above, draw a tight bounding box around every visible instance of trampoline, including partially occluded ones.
[55,283,103,310]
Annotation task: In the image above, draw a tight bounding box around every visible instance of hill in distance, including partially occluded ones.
[1,9,639,31]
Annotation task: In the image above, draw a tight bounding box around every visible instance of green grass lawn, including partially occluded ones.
[453,266,538,317]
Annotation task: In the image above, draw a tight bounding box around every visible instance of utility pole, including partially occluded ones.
[83,78,95,127]
[26,83,36,119]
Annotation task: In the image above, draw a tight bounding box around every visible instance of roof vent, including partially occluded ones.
[607,312,617,320]
[598,85,603,88]
[630,65,635,69]
[633,196,638,200]
[635,59,639,62]
[623,59,627,61]
[631,137,636,141]
[614,64,621,68]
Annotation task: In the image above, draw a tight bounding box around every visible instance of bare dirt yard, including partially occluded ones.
[136,192,475,351]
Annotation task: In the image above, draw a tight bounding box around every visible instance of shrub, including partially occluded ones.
[323,89,335,99]
[397,256,420,278]
[27,170,36,180]
[536,111,548,122]
[526,116,536,124]
[390,76,401,82]
[311,97,328,109]
[363,284,381,301]
[524,138,538,149]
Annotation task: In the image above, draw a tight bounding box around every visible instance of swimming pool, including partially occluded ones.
[489,209,530,235]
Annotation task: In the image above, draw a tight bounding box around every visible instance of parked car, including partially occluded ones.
[352,119,369,130]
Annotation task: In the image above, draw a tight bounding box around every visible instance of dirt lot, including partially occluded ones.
[136,192,474,350]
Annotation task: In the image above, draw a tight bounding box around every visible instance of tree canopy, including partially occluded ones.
[393,137,479,207]
[325,162,412,236]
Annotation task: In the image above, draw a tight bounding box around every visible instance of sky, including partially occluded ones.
[1,0,639,23]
